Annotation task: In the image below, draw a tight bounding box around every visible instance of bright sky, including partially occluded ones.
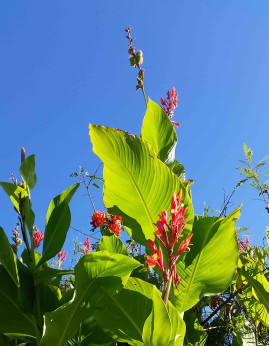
[1,1,268,262]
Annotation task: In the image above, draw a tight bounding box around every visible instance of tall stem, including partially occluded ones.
[142,86,147,108]
[163,275,173,306]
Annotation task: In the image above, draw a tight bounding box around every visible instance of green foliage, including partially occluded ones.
[171,207,240,313]
[89,124,194,245]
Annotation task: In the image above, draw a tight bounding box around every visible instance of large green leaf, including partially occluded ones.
[94,277,153,345]
[0,226,19,287]
[89,125,193,245]
[142,287,171,346]
[171,207,240,313]
[19,154,37,190]
[97,235,128,255]
[141,99,177,169]
[39,200,71,266]
[0,266,36,337]
[41,251,140,346]
[46,183,79,223]
[167,302,186,346]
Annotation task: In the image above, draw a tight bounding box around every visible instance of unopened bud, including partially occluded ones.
[13,231,19,237]
[21,147,26,163]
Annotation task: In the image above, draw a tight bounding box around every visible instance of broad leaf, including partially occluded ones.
[89,125,193,245]
[41,252,140,346]
[167,302,186,345]
[94,277,154,345]
[141,99,177,169]
[39,200,71,266]
[142,287,171,346]
[97,235,128,255]
[46,183,79,223]
[19,154,37,190]
[0,226,19,286]
[0,266,36,337]
[172,207,240,312]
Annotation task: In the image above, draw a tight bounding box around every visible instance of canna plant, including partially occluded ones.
[0,26,251,346]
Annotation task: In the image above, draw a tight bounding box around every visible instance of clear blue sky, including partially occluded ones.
[1,1,268,262]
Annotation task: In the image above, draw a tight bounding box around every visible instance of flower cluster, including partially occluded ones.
[33,226,44,249]
[145,190,193,290]
[82,237,91,254]
[160,87,180,127]
[238,236,255,253]
[57,249,67,269]
[90,211,123,236]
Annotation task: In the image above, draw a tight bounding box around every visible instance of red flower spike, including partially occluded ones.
[176,233,193,259]
[82,237,91,254]
[33,226,44,249]
[91,211,107,228]
[145,190,192,296]
[57,249,67,269]
[160,87,180,126]
[148,239,157,254]
[145,240,164,271]
[108,215,123,236]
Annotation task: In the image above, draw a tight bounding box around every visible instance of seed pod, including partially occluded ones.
[129,56,136,67]
[128,48,135,55]
[16,238,22,246]
[135,51,143,65]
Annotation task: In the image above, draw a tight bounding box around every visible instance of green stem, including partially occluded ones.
[142,87,147,108]
[162,275,173,306]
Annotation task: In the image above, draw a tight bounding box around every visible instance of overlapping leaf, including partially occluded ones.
[141,99,177,169]
[41,251,140,346]
[89,125,193,245]
[172,207,240,313]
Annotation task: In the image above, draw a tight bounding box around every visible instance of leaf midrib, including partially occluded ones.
[100,128,155,236]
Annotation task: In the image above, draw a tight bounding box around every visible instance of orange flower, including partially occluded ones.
[91,211,107,228]
[108,215,123,236]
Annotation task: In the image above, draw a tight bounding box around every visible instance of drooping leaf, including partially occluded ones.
[97,235,128,255]
[142,287,171,346]
[41,252,140,346]
[94,277,154,345]
[141,99,177,169]
[34,267,74,285]
[0,182,28,213]
[39,200,71,266]
[19,154,37,190]
[0,266,36,337]
[171,207,240,312]
[172,161,186,182]
[89,125,193,245]
[242,271,269,313]
[184,309,207,346]
[0,226,19,287]
[46,183,79,223]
